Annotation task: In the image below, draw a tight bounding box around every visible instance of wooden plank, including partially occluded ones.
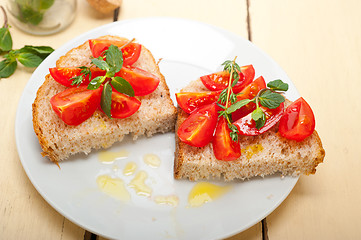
[250,0,361,239]
[0,0,114,239]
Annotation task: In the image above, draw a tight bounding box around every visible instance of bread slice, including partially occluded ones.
[33,35,177,162]
[174,79,325,181]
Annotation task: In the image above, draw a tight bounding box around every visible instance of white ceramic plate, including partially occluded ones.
[15,18,299,240]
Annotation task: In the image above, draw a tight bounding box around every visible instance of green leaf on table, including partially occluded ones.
[101,82,113,118]
[0,59,17,78]
[0,27,13,52]
[259,90,285,109]
[111,77,134,97]
[21,45,54,57]
[17,52,43,67]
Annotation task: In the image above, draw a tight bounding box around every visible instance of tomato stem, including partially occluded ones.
[225,56,237,109]
[224,57,238,130]
[119,38,136,50]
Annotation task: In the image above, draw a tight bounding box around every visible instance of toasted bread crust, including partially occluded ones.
[32,35,177,162]
[174,81,325,181]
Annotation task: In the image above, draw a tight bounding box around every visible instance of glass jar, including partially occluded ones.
[6,0,77,35]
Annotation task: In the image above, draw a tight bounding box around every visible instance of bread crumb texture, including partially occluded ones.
[174,85,325,181]
[32,36,177,162]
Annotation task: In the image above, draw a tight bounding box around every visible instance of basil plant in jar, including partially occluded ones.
[6,0,77,35]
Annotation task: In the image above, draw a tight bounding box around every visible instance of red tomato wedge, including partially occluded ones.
[88,39,142,66]
[108,91,141,119]
[212,117,241,161]
[49,67,105,87]
[115,66,160,96]
[177,103,219,147]
[175,91,220,114]
[278,97,315,141]
[240,64,255,86]
[50,86,102,126]
[232,76,267,121]
[200,65,255,93]
[233,102,284,136]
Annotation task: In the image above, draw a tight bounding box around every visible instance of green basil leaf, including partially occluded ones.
[0,59,17,78]
[21,45,54,57]
[0,27,13,52]
[101,82,112,118]
[105,68,116,79]
[251,107,266,130]
[267,79,289,91]
[259,90,285,109]
[111,77,135,97]
[225,99,252,114]
[4,51,16,62]
[17,52,43,67]
[91,58,109,71]
[87,76,103,90]
[105,44,123,73]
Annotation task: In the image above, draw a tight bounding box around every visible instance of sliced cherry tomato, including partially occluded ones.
[115,66,160,96]
[49,67,105,87]
[200,65,255,93]
[88,39,142,66]
[177,103,219,147]
[212,117,241,161]
[108,91,141,119]
[175,91,220,114]
[50,86,102,126]
[232,76,267,121]
[278,97,315,141]
[240,64,255,86]
[233,102,284,136]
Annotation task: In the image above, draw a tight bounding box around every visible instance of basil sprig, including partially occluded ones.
[224,79,289,129]
[0,45,54,78]
[0,6,54,78]
[76,44,135,118]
